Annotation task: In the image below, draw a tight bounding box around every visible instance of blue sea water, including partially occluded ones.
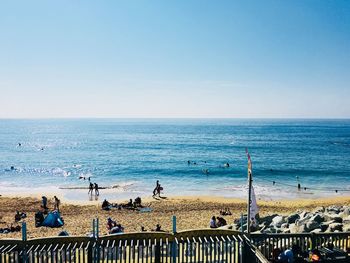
[0,119,349,201]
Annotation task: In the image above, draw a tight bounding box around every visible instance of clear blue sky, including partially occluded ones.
[0,1,349,118]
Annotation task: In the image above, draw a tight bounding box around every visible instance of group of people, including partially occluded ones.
[209,216,227,228]
[0,224,21,234]
[88,182,99,196]
[219,208,232,216]
[41,195,61,213]
[102,197,142,211]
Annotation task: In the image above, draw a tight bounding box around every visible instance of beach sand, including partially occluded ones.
[1,195,350,239]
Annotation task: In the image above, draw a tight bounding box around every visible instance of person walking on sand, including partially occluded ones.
[94,183,99,196]
[88,182,94,195]
[54,196,60,212]
[153,180,161,197]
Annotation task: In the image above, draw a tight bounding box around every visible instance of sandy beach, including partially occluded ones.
[2,194,350,240]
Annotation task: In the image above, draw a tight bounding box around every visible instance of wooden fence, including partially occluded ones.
[0,229,249,263]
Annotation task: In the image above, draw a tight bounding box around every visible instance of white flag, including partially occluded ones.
[250,185,259,221]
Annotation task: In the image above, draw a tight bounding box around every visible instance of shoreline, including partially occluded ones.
[2,194,350,239]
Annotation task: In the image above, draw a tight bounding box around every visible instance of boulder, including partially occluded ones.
[326,206,341,214]
[313,206,325,213]
[260,214,278,226]
[343,225,350,232]
[328,223,343,232]
[310,228,322,233]
[287,213,300,224]
[324,214,342,223]
[281,223,289,229]
[305,221,320,232]
[299,211,309,219]
[310,214,324,224]
[271,216,285,227]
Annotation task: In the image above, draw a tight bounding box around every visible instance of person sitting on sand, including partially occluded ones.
[210,216,217,228]
[107,217,117,231]
[154,224,165,232]
[216,217,227,227]
[14,211,26,222]
[15,211,21,222]
[134,197,142,207]
[102,199,112,211]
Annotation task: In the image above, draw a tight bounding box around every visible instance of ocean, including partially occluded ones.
[0,119,349,201]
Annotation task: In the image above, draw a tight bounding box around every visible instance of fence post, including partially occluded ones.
[21,222,27,263]
[172,215,177,233]
[88,219,95,263]
[172,215,177,263]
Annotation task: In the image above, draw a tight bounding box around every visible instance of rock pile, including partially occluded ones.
[223,205,350,234]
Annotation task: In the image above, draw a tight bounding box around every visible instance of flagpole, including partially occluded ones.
[247,168,252,234]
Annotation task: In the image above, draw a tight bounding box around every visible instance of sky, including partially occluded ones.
[0,1,349,118]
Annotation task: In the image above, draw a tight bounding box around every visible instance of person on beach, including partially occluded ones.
[94,183,99,196]
[53,196,60,212]
[42,196,48,210]
[210,216,217,228]
[106,217,117,231]
[88,182,94,195]
[153,180,161,197]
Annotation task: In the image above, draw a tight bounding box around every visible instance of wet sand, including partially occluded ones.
[1,195,350,239]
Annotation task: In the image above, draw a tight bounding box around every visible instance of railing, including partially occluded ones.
[0,229,249,263]
[250,232,350,261]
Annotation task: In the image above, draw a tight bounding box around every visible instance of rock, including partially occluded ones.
[287,213,300,224]
[305,221,320,232]
[343,225,350,232]
[289,223,298,234]
[260,214,278,226]
[281,223,289,229]
[327,206,341,214]
[313,206,325,213]
[342,207,350,216]
[320,221,334,232]
[328,223,343,232]
[299,211,309,219]
[310,228,322,233]
[271,216,285,227]
[342,215,350,224]
[310,214,324,224]
[282,229,291,233]
[324,214,343,223]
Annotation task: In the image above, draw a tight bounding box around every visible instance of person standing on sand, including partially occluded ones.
[42,196,48,210]
[88,182,94,195]
[54,196,60,212]
[94,183,99,196]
